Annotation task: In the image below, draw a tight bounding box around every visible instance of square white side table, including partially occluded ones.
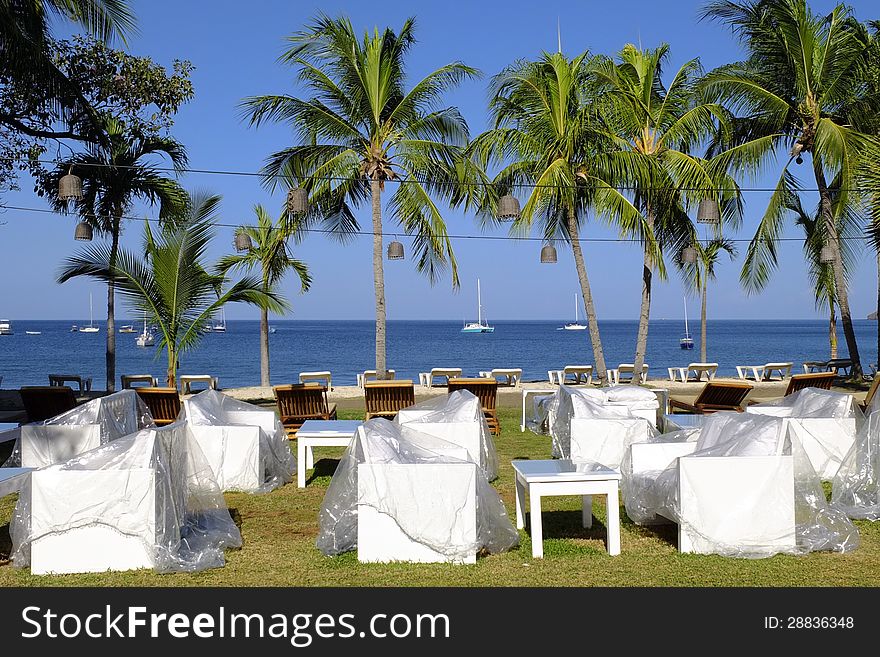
[295,420,362,487]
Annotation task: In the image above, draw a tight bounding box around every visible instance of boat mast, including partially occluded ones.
[477,279,482,325]
[683,296,689,338]
[574,293,578,323]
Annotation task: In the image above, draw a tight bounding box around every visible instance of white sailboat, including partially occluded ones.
[562,294,587,330]
[461,279,494,333]
[79,294,99,332]
[136,313,154,347]
[212,307,226,332]
[680,297,694,350]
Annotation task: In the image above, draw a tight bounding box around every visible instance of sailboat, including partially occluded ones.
[212,307,227,333]
[680,297,694,350]
[136,313,154,347]
[461,279,494,333]
[562,294,587,331]
[79,294,99,333]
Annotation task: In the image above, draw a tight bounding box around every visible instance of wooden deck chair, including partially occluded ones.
[669,381,753,414]
[134,387,181,426]
[274,383,337,437]
[19,386,78,423]
[363,380,415,421]
[783,372,836,396]
[859,375,879,414]
[447,377,500,435]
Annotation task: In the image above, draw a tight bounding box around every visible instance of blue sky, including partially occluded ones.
[0,0,877,322]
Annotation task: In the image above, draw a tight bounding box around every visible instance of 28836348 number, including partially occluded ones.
[764,616,854,629]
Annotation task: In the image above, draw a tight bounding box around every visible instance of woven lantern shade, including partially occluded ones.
[540,243,557,264]
[387,240,405,260]
[820,244,835,264]
[286,187,309,216]
[58,168,83,200]
[696,198,721,224]
[234,230,253,252]
[74,221,93,241]
[497,194,521,221]
[681,246,698,264]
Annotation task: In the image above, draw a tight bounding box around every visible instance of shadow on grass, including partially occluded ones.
[306,458,341,486]
[0,522,9,563]
[619,512,678,547]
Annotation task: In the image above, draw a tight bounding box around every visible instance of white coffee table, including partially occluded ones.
[512,459,622,558]
[0,467,34,498]
[295,420,362,487]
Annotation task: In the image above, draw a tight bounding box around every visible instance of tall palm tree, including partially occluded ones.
[47,117,187,391]
[589,44,734,379]
[241,14,479,378]
[217,205,312,386]
[681,238,737,363]
[58,192,280,387]
[472,51,648,383]
[701,0,880,379]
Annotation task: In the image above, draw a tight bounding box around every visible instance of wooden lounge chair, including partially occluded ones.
[274,383,337,437]
[669,381,753,414]
[447,377,500,435]
[783,372,836,396]
[859,375,879,414]
[134,387,181,426]
[19,386,79,423]
[363,380,415,421]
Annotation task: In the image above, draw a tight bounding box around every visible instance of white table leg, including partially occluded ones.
[306,446,314,470]
[582,495,593,528]
[530,490,543,558]
[521,393,527,432]
[514,477,525,529]
[606,486,621,556]
[297,439,306,488]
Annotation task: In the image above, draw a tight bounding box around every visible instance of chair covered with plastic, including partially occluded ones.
[134,387,181,426]
[19,386,78,423]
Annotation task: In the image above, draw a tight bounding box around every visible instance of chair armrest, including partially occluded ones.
[669,398,698,414]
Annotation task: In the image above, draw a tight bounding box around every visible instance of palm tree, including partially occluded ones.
[701,0,880,379]
[472,51,648,383]
[589,44,733,379]
[58,192,281,387]
[241,14,479,378]
[46,117,187,391]
[681,238,737,363]
[217,205,312,386]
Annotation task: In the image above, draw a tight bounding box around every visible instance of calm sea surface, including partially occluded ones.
[0,319,876,389]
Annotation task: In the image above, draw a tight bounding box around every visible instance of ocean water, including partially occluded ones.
[0,319,876,390]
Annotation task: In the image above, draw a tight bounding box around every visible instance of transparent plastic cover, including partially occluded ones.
[832,393,880,520]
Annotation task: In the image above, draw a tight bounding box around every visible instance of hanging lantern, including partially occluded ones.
[681,246,698,264]
[820,244,835,263]
[387,240,405,260]
[58,167,83,200]
[540,243,557,264]
[234,230,252,252]
[74,221,93,241]
[286,187,309,216]
[497,194,521,221]
[696,198,721,224]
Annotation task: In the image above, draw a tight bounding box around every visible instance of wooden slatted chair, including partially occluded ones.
[274,383,337,437]
[669,381,753,415]
[363,380,415,421]
[19,386,79,423]
[447,377,500,435]
[859,375,879,414]
[134,387,181,426]
[783,371,836,396]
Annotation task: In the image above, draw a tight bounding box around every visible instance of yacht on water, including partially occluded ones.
[561,294,587,331]
[119,325,136,333]
[211,308,227,333]
[0,319,12,335]
[461,279,494,333]
[136,315,154,347]
[79,294,99,333]
[680,297,695,350]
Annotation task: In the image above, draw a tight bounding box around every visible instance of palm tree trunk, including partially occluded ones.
[632,210,653,384]
[567,207,607,382]
[260,304,270,387]
[166,344,176,388]
[700,280,708,363]
[106,216,120,392]
[829,300,838,360]
[814,162,861,378]
[371,178,388,379]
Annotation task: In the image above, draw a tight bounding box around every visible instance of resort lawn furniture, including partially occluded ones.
[0,467,33,499]
[20,423,102,468]
[363,380,415,421]
[357,369,396,388]
[803,360,830,373]
[47,374,92,392]
[521,388,556,432]
[607,364,649,385]
[669,363,719,383]
[447,378,500,435]
[295,420,362,488]
[662,413,707,432]
[668,381,753,414]
[735,364,765,381]
[418,367,462,388]
[273,384,337,437]
[736,362,793,381]
[781,371,836,396]
[478,368,522,387]
[298,371,333,390]
[19,386,78,423]
[558,365,593,385]
[121,374,158,388]
[357,460,478,564]
[179,374,219,394]
[861,375,879,414]
[826,358,853,377]
[134,387,181,426]
[512,459,621,558]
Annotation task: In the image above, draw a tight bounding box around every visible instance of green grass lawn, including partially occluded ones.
[1,407,878,587]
